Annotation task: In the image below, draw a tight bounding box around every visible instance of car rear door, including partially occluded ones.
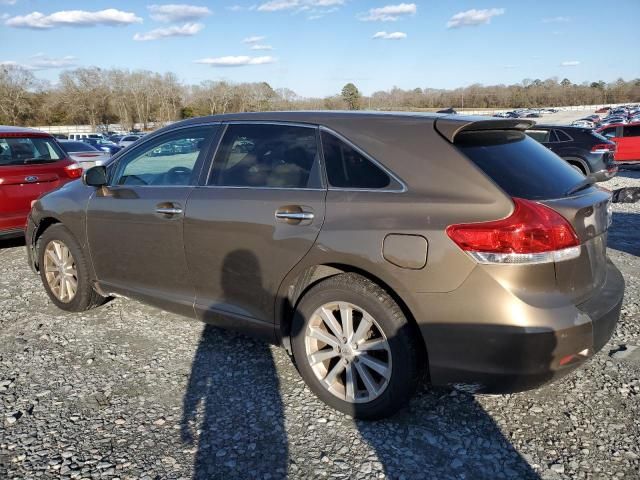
[183,122,326,339]
[616,125,640,162]
[85,125,218,317]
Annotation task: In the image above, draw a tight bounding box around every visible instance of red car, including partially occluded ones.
[596,123,640,164]
[0,126,82,239]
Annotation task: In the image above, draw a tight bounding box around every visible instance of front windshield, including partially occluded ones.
[0,136,64,166]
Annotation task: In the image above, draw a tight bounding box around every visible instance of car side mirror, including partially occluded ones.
[83,165,108,187]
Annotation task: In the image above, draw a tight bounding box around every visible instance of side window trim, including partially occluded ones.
[202,121,326,191]
[318,126,407,193]
[108,123,218,187]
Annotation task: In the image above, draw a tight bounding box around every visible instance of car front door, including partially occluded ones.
[183,122,326,339]
[86,125,218,316]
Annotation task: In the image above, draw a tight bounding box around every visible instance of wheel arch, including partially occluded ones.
[31,216,62,271]
[276,262,428,374]
[562,156,590,175]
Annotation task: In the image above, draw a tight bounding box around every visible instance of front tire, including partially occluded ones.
[291,273,420,419]
[38,224,107,312]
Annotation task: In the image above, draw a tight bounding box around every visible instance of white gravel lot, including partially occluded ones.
[0,168,638,480]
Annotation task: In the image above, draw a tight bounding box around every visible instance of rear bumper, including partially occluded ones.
[415,260,624,393]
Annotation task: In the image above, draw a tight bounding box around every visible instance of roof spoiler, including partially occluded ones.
[434,115,535,143]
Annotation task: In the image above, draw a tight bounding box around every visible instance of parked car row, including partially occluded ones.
[493,108,556,119]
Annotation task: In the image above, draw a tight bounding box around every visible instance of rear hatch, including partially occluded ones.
[447,125,611,305]
[0,134,77,221]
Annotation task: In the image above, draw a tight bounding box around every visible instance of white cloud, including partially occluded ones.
[0,0,17,5]
[0,60,33,70]
[561,60,580,67]
[227,4,258,11]
[359,3,416,22]
[5,9,142,29]
[147,4,211,22]
[258,0,299,11]
[250,44,273,50]
[243,35,266,43]
[195,55,276,66]
[134,22,203,41]
[446,8,504,29]
[1,55,77,70]
[0,13,9,20]
[29,54,77,69]
[257,0,344,12]
[372,31,406,40]
[542,16,570,23]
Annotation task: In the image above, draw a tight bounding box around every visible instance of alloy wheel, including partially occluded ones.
[43,240,78,303]
[304,301,392,403]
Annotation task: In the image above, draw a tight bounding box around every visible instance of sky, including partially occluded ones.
[0,0,639,97]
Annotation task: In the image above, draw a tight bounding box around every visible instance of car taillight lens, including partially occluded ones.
[591,143,616,153]
[64,162,83,179]
[446,198,580,264]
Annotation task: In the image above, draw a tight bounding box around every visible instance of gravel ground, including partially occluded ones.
[1,169,639,480]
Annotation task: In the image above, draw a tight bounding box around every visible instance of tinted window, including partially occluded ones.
[61,141,97,152]
[554,129,573,142]
[113,127,212,186]
[0,136,64,166]
[623,125,640,137]
[456,130,586,200]
[210,124,321,189]
[321,131,391,189]
[600,127,617,139]
[122,136,139,142]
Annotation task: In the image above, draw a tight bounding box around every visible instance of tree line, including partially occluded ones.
[1,64,638,129]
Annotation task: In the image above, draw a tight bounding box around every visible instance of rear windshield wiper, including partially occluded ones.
[565,177,596,196]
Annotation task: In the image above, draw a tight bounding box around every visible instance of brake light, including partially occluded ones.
[591,143,616,153]
[64,162,83,179]
[446,198,580,264]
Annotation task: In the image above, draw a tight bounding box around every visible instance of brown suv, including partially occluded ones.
[25,112,625,419]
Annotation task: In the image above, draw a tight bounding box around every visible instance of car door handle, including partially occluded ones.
[155,203,183,216]
[156,207,183,215]
[275,206,314,225]
[276,211,314,220]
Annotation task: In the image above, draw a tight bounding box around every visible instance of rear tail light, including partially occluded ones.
[591,143,616,153]
[64,162,83,179]
[446,198,581,265]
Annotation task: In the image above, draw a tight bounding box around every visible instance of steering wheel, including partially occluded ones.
[164,166,192,185]
[121,174,149,185]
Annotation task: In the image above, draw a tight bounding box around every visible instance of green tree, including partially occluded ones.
[561,78,572,87]
[341,83,361,110]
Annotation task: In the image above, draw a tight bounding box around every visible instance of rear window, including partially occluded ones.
[0,136,64,166]
[456,130,587,200]
[61,142,97,152]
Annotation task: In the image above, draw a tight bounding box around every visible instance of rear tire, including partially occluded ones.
[291,273,420,419]
[37,224,107,312]
[564,158,588,175]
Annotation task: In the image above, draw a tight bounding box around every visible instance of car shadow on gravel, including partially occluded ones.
[0,236,25,251]
[181,250,288,480]
[180,249,540,479]
[181,325,288,480]
[609,212,640,257]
